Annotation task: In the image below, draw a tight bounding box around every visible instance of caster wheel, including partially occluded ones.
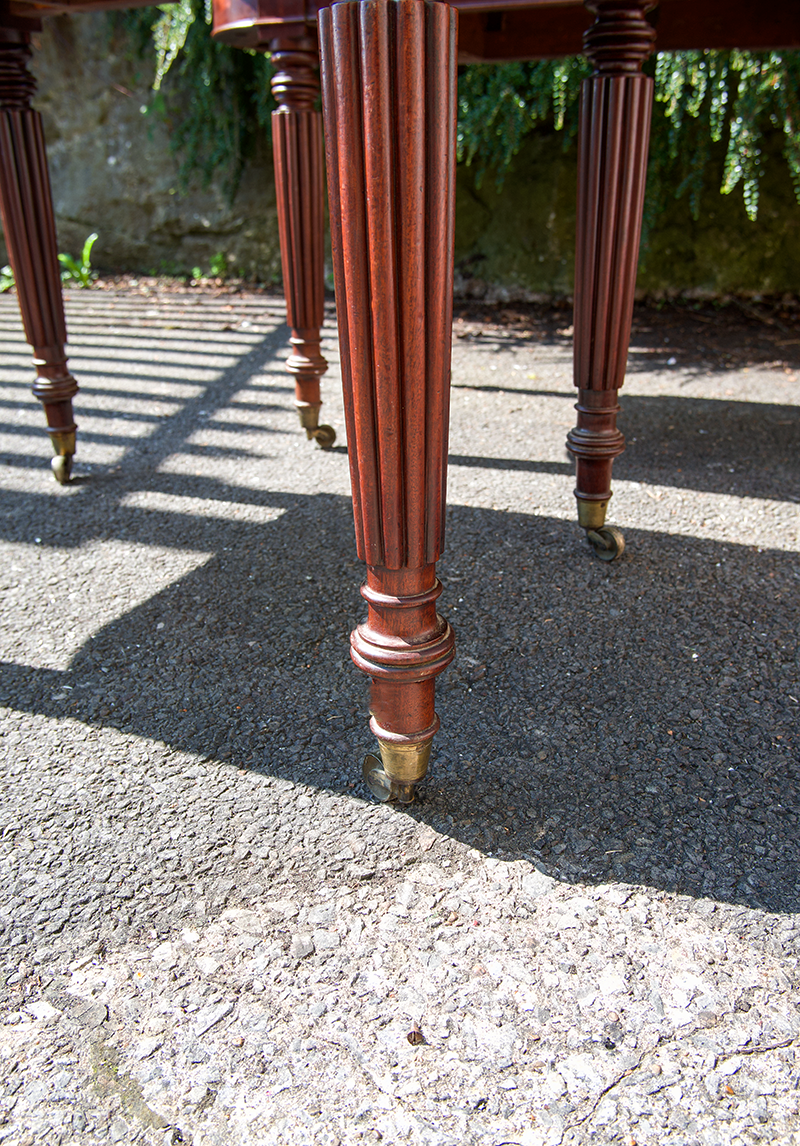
[313,425,336,450]
[587,525,625,562]
[362,755,416,805]
[363,754,393,802]
[51,454,73,484]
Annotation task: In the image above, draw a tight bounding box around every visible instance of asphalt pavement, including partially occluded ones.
[0,282,798,1146]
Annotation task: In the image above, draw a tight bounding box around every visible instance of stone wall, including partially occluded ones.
[13,11,282,282]
[3,11,799,297]
[454,123,800,301]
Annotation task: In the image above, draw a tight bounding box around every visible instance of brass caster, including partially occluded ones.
[312,425,336,450]
[586,525,625,562]
[51,454,73,484]
[362,755,416,805]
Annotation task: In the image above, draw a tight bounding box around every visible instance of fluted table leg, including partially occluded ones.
[567,0,655,560]
[0,26,78,484]
[270,37,335,449]
[320,0,457,801]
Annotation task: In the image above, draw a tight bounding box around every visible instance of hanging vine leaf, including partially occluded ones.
[152,0,195,90]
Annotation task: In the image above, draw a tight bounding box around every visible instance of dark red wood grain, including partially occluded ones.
[567,0,654,525]
[0,27,78,476]
[319,0,456,775]
[212,0,800,54]
[270,37,331,443]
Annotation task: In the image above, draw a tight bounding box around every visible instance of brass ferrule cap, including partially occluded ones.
[377,738,432,786]
[50,430,76,457]
[576,496,610,530]
[295,403,322,430]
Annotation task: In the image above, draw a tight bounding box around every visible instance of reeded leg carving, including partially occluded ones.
[320,0,457,801]
[0,27,78,483]
[270,38,335,449]
[567,0,656,559]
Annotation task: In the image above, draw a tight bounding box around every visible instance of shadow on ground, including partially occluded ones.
[449,391,800,501]
[1,297,798,922]
[1,485,797,916]
[453,297,800,375]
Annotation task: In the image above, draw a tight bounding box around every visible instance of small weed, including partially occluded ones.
[58,232,98,288]
[209,251,228,278]
[0,236,98,292]
[190,252,233,283]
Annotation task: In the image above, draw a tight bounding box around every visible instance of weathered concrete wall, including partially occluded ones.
[636,127,800,298]
[454,131,578,300]
[3,11,799,297]
[455,121,800,300]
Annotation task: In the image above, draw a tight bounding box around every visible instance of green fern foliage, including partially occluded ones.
[112,2,800,224]
[653,50,800,220]
[457,59,590,185]
[165,4,274,197]
[457,51,800,222]
[58,232,98,287]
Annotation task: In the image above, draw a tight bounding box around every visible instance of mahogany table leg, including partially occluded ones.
[319,0,457,801]
[270,37,335,449]
[567,0,655,559]
[0,26,78,484]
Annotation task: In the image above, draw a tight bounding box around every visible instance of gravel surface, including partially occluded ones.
[0,283,798,1146]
